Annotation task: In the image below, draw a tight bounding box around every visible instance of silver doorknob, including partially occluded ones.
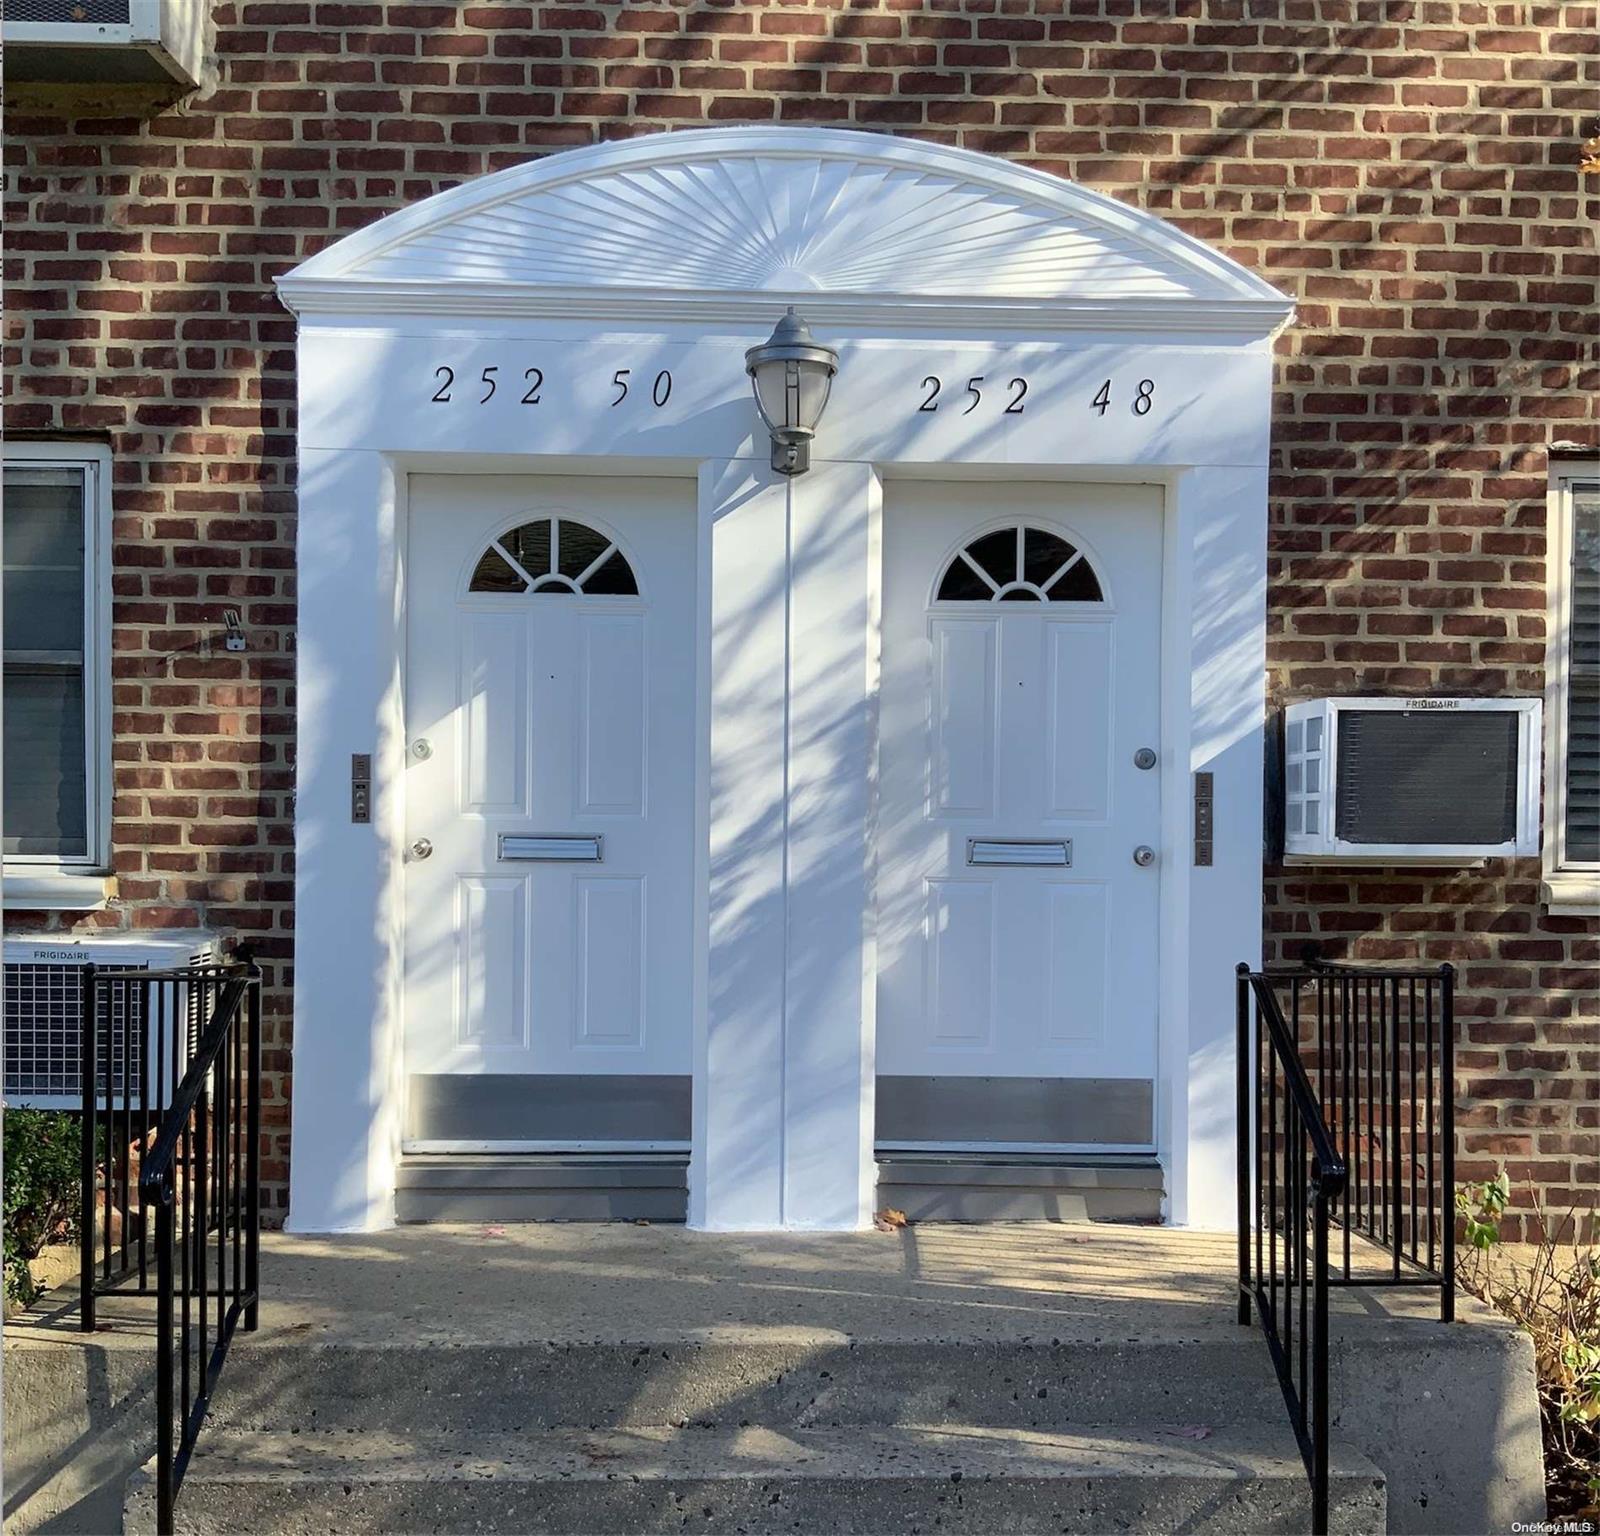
[1133,845,1156,867]
[410,838,434,860]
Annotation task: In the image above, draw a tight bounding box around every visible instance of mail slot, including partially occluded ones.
[498,835,604,862]
[966,839,1071,867]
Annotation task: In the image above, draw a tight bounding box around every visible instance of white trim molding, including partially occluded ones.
[1,439,114,899]
[1543,457,1600,916]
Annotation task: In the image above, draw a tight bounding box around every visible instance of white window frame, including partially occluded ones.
[2,441,114,910]
[1543,457,1600,915]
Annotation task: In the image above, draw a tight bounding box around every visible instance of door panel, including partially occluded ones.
[877,482,1162,1150]
[404,475,694,1145]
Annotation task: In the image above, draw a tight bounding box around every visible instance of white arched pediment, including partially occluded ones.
[278,127,1289,334]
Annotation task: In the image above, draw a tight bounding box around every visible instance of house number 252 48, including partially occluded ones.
[915,374,1157,418]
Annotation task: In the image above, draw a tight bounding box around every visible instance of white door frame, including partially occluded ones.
[278,128,1290,1234]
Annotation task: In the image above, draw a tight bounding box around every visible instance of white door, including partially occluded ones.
[403,475,695,1149]
[876,483,1163,1152]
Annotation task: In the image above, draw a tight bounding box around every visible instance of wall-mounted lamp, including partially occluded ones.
[744,307,839,476]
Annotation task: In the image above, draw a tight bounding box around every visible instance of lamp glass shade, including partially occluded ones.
[752,357,834,438]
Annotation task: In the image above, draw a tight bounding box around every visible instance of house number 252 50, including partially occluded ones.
[428,365,675,407]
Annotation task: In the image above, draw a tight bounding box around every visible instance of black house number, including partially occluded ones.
[919,374,1156,419]
[427,361,1163,426]
[428,364,673,408]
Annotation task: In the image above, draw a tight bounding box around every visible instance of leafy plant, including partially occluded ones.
[3,1106,83,1309]
[1456,1169,1511,1250]
[1456,1175,1600,1520]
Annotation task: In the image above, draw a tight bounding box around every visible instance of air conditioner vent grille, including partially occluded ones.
[1334,709,1519,845]
[6,1,131,21]
[3,962,146,1101]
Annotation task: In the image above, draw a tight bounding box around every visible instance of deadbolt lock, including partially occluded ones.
[1133,845,1156,867]
[411,739,433,760]
[1134,747,1158,770]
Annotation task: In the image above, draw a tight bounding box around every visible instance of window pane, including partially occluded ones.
[4,468,85,653]
[500,520,552,581]
[1023,528,1076,587]
[3,669,87,858]
[581,550,638,596]
[1572,487,1599,671]
[964,529,1016,586]
[556,519,611,581]
[1568,488,1599,862]
[469,547,526,593]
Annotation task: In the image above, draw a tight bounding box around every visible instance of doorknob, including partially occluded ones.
[410,838,434,860]
[1133,845,1155,867]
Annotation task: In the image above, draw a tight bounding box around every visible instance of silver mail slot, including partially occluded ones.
[499,834,604,862]
[966,838,1071,867]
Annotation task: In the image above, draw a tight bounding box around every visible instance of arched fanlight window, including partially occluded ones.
[469,517,638,596]
[934,525,1103,604]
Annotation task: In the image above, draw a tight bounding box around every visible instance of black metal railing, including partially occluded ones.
[77,961,262,1536]
[1293,957,1456,1317]
[1236,958,1456,1535]
[1236,966,1348,1535]
[78,963,242,1326]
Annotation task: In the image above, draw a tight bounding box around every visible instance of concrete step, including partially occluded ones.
[125,1424,1387,1535]
[203,1334,1288,1435]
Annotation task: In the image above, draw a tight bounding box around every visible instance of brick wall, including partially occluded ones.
[4,0,1596,1233]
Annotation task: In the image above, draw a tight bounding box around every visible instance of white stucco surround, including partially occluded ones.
[276,127,1292,1234]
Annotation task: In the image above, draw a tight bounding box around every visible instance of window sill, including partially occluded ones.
[1542,869,1600,918]
[2,870,113,911]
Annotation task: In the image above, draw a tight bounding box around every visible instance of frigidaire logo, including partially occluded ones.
[1404,698,1459,710]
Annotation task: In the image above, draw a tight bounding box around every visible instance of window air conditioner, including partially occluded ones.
[2,933,219,1110]
[1282,697,1542,866]
[4,1,207,90]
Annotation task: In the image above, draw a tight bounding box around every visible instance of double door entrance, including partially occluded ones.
[401,475,1161,1164]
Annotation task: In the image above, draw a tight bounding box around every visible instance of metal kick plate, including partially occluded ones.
[966,838,1071,867]
[499,834,604,862]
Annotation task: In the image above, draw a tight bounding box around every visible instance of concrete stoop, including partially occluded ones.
[123,1424,1386,1535]
[3,1226,1545,1536]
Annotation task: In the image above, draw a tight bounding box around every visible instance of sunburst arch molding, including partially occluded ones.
[278,127,1291,336]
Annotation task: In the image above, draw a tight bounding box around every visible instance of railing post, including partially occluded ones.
[245,968,262,1331]
[1389,977,1402,1280]
[79,963,98,1332]
[1312,1177,1331,1536]
[155,1191,175,1536]
[1236,963,1252,1326]
[1440,962,1456,1324]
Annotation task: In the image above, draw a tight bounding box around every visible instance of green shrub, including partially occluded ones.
[3,1107,82,1309]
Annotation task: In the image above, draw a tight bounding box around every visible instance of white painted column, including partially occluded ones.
[1163,462,1268,1230]
[695,460,788,1228]
[782,462,880,1229]
[286,448,403,1232]
[692,458,879,1230]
